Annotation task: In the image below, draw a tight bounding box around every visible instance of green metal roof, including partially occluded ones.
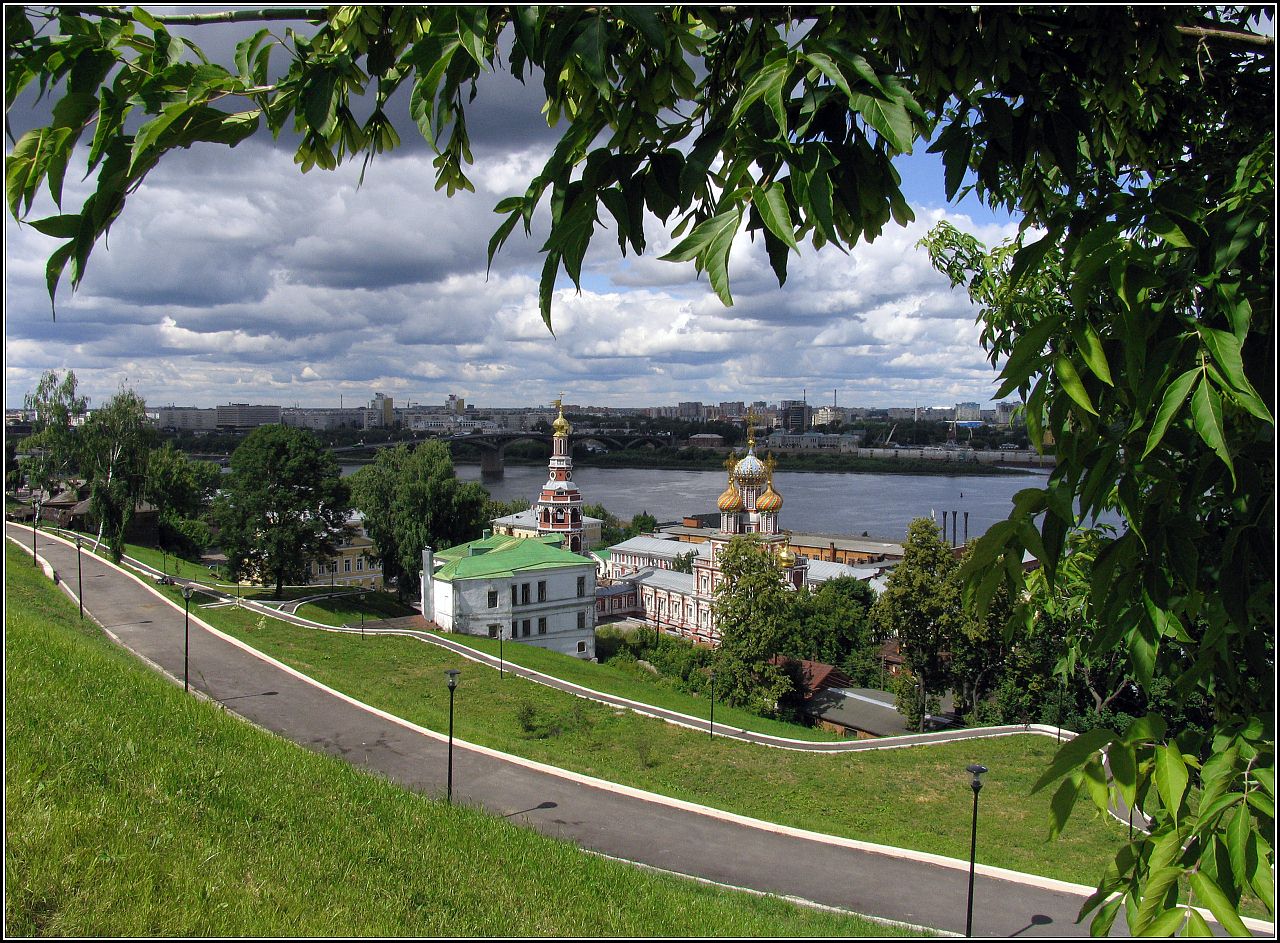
[434,534,594,582]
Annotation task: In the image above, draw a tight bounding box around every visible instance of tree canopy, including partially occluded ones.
[6,5,1274,933]
[214,424,349,595]
[348,440,489,598]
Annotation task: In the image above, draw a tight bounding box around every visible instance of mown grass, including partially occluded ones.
[434,629,843,741]
[4,542,917,937]
[174,592,1131,889]
[295,592,417,626]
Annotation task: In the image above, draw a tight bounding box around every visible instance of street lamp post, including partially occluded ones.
[31,501,41,566]
[965,763,988,937]
[75,536,84,619]
[359,592,366,640]
[182,585,194,693]
[499,626,505,679]
[445,669,460,803]
[709,665,716,739]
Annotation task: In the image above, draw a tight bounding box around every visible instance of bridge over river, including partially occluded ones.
[331,431,674,477]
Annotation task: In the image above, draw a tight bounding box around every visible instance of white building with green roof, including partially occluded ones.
[422,532,597,659]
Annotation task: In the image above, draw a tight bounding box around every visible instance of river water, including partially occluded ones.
[338,460,1123,543]
[450,463,1060,543]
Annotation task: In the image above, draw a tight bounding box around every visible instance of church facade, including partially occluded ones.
[597,420,863,645]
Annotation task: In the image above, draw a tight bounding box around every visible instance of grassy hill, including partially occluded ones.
[3,541,913,937]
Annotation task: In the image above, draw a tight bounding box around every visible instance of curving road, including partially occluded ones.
[9,524,1270,938]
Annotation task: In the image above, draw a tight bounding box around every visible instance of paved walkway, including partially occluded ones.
[10,525,1270,938]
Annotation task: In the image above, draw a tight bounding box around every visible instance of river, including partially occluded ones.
[339,461,1123,543]
[457,463,1061,543]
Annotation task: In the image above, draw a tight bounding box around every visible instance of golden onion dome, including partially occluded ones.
[718,479,745,512]
[733,449,767,484]
[757,483,783,512]
[777,542,796,568]
[552,413,571,437]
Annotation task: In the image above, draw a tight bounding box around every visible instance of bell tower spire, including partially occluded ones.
[537,395,584,552]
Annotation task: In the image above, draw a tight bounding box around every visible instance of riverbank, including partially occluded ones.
[454,447,1030,477]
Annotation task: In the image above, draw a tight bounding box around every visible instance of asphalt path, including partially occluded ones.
[10,524,1269,938]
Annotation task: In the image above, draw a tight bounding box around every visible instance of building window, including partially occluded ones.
[538,580,546,602]
[538,617,547,635]
[521,583,530,605]
[577,640,587,654]
[577,611,586,630]
[488,590,498,608]
[511,585,518,606]
[488,624,500,638]
[577,576,585,597]
[344,558,351,572]
[522,619,531,637]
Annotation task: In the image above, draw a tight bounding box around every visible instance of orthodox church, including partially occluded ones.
[599,418,860,645]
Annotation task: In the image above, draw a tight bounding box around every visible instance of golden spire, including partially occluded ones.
[744,408,758,450]
[757,451,783,511]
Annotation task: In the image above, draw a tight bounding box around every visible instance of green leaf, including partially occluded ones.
[1074,323,1113,386]
[1188,872,1250,937]
[570,15,610,96]
[1049,773,1082,839]
[28,214,80,239]
[1156,743,1189,817]
[1141,368,1198,458]
[660,208,742,306]
[1055,355,1099,416]
[1109,742,1137,808]
[1135,866,1184,932]
[1032,727,1115,793]
[1184,907,1214,936]
[1197,325,1273,423]
[752,182,798,251]
[1140,907,1186,936]
[1226,802,1254,894]
[848,91,914,153]
[1147,213,1194,248]
[234,27,272,79]
[1190,378,1234,483]
[731,57,791,136]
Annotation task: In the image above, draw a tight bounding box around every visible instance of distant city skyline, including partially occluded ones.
[5,14,1019,414]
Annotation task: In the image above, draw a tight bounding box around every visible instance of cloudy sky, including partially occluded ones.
[5,11,1021,413]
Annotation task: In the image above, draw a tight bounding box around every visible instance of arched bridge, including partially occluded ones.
[453,431,672,477]
[332,431,672,477]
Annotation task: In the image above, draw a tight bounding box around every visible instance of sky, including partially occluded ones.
[4,10,1023,413]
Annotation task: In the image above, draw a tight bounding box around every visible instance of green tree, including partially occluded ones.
[710,536,795,716]
[946,545,1012,721]
[21,369,88,497]
[79,387,154,561]
[214,425,349,596]
[145,442,220,557]
[671,549,697,574]
[871,518,961,732]
[625,511,658,539]
[8,6,1273,930]
[582,502,624,547]
[785,576,876,667]
[348,440,488,599]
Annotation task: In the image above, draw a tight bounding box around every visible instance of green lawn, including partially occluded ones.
[4,542,918,937]
[434,630,844,741]
[165,588,1130,889]
[295,592,417,626]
